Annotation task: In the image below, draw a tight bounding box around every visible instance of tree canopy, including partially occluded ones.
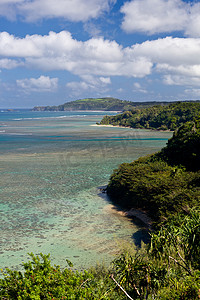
[99,101,200,131]
[107,118,200,223]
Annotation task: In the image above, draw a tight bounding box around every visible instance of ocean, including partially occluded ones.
[0,109,172,271]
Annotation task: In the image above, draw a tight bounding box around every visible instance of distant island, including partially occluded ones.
[32,97,131,111]
[32,97,175,112]
[99,101,200,131]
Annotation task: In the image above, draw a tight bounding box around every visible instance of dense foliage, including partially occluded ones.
[160,118,200,171]
[1,209,200,300]
[0,253,115,300]
[107,157,200,223]
[99,101,200,131]
[113,208,200,299]
[107,119,200,223]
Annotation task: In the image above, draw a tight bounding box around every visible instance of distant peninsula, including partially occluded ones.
[32,97,131,111]
[32,97,173,112]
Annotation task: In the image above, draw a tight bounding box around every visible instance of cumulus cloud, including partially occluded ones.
[131,36,200,66]
[0,31,42,57]
[0,0,115,22]
[1,31,200,88]
[66,75,111,96]
[16,75,58,92]
[0,58,23,69]
[131,37,200,86]
[0,31,153,78]
[131,36,200,87]
[121,0,200,37]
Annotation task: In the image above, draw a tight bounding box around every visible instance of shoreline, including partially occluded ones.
[103,203,152,229]
[92,123,172,132]
[70,110,122,113]
[90,124,131,129]
[125,208,152,228]
[99,185,152,228]
[32,110,122,113]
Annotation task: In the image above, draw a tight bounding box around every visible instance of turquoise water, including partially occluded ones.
[0,110,172,271]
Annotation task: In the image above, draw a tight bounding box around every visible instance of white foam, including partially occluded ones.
[12,115,87,121]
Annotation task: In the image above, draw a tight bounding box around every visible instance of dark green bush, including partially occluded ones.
[100,101,200,131]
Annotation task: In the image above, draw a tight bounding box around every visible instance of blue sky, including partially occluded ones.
[0,0,200,108]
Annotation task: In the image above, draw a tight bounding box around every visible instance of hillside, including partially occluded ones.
[107,118,200,224]
[99,101,200,131]
[32,98,176,112]
[32,97,135,111]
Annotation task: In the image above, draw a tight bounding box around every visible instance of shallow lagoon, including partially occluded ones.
[0,110,172,271]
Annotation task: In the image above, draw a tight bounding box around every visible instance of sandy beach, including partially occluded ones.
[91,124,130,128]
[104,204,152,228]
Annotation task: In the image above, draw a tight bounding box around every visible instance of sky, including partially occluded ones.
[1,0,200,108]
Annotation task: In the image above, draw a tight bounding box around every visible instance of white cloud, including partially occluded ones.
[0,0,23,20]
[121,0,200,37]
[2,31,200,88]
[131,37,200,86]
[157,64,200,77]
[184,3,200,38]
[0,31,42,57]
[0,31,153,78]
[132,37,200,66]
[163,75,200,87]
[66,75,111,96]
[133,82,147,93]
[0,58,23,69]
[0,0,115,22]
[99,77,111,84]
[16,75,58,92]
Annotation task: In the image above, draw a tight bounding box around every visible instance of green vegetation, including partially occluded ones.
[107,157,200,223]
[1,117,200,299]
[107,118,200,224]
[160,118,200,171]
[0,253,117,300]
[32,97,136,111]
[1,209,200,299]
[99,101,200,131]
[32,98,180,112]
